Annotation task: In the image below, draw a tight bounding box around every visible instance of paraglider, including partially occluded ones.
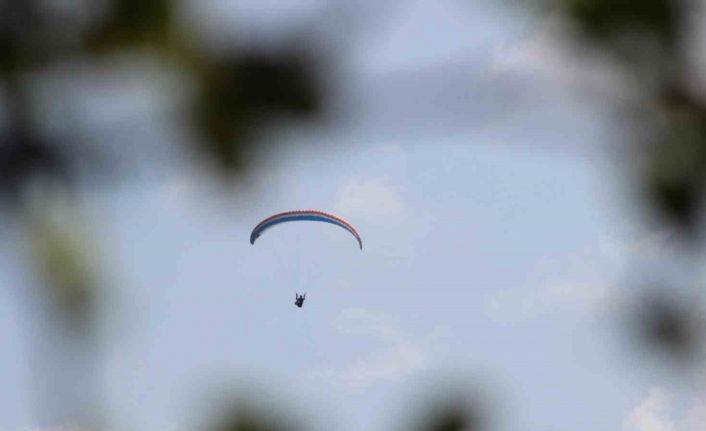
[250,210,362,308]
[250,210,362,249]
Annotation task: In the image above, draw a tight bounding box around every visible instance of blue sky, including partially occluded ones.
[2,1,706,430]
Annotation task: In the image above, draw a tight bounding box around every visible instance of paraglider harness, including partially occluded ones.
[295,293,306,308]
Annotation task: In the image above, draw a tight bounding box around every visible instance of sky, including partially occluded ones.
[1,1,705,430]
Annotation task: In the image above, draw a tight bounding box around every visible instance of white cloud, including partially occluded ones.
[483,280,615,323]
[338,338,427,389]
[483,236,623,322]
[685,392,706,431]
[491,14,635,102]
[483,230,678,322]
[308,308,433,390]
[334,177,404,222]
[334,308,398,340]
[625,387,676,431]
[624,387,706,431]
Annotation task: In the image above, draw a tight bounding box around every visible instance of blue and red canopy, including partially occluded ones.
[250,210,362,249]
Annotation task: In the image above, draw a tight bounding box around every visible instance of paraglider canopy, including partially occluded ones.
[250,210,363,250]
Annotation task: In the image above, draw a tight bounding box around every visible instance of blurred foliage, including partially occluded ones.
[557,0,680,48]
[203,391,486,431]
[630,290,701,361]
[534,0,706,363]
[0,130,70,208]
[86,0,173,50]
[0,2,44,73]
[1,0,323,197]
[1,0,323,428]
[28,209,99,326]
[539,0,706,232]
[207,404,299,431]
[635,101,706,234]
[194,51,322,175]
[413,403,484,431]
[643,299,695,357]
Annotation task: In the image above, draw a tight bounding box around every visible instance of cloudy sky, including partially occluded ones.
[1,1,705,430]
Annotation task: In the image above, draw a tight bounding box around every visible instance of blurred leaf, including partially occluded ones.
[0,131,71,208]
[0,1,39,74]
[86,0,173,51]
[641,99,706,233]
[632,291,700,360]
[557,0,679,47]
[211,411,292,431]
[207,401,300,431]
[29,211,99,326]
[644,174,703,232]
[412,397,486,431]
[0,24,22,75]
[0,1,95,72]
[421,408,476,431]
[193,51,322,175]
